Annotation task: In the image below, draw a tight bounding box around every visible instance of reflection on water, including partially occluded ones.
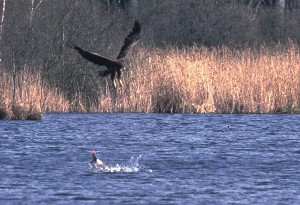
[0,114,299,204]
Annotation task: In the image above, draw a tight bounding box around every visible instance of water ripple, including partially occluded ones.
[0,114,299,204]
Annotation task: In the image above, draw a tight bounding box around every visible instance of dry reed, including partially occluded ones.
[97,43,300,114]
[1,43,300,115]
[0,69,70,119]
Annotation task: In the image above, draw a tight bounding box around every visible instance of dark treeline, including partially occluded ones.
[1,0,300,111]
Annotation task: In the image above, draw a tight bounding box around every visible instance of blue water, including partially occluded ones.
[0,114,299,204]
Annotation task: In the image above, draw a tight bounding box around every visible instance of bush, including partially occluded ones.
[0,107,8,120]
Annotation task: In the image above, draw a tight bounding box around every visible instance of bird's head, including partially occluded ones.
[92,150,98,163]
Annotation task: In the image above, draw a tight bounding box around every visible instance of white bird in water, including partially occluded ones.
[92,150,107,170]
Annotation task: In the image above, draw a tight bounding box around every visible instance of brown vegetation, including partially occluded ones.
[95,43,300,114]
[0,69,69,120]
[2,43,299,115]
[1,1,300,117]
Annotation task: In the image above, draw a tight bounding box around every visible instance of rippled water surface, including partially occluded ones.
[1,114,300,204]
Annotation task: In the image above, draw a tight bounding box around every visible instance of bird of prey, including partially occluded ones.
[69,21,141,88]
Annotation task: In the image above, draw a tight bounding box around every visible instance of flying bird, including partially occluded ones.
[69,21,141,88]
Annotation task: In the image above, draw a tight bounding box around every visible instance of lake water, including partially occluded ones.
[0,114,299,204]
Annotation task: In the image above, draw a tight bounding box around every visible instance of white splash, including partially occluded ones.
[89,155,143,173]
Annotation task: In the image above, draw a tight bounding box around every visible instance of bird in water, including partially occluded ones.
[69,21,141,88]
[92,150,107,170]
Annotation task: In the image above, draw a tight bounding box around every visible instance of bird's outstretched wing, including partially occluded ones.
[116,21,141,60]
[68,42,118,69]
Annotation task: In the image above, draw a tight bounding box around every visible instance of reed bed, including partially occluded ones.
[98,43,300,114]
[1,43,300,116]
[0,69,70,119]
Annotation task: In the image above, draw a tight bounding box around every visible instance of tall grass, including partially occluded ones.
[1,43,300,116]
[97,43,300,114]
[0,69,70,119]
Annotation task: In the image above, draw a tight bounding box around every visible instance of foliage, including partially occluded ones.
[1,1,300,116]
[95,43,300,114]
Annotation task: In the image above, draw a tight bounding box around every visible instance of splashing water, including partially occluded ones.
[89,155,145,173]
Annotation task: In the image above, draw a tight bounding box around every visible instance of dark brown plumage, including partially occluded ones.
[70,21,141,87]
